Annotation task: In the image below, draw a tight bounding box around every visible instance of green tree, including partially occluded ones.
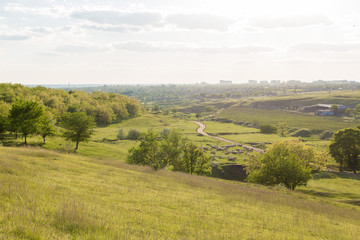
[127,130,168,170]
[260,124,277,134]
[181,142,211,175]
[127,129,211,175]
[117,128,126,140]
[330,104,339,116]
[0,101,11,138]
[247,140,313,190]
[9,100,44,144]
[152,105,161,113]
[329,128,360,173]
[38,115,56,144]
[346,104,360,118]
[60,112,95,151]
[127,129,142,140]
[277,122,288,137]
[160,129,185,170]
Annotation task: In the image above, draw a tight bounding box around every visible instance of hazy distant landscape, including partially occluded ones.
[1,0,360,239]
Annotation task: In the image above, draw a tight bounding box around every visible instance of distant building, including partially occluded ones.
[316,110,334,116]
[270,80,281,85]
[287,80,302,85]
[248,80,257,84]
[219,80,232,85]
[259,80,269,85]
[302,104,345,113]
[200,82,209,85]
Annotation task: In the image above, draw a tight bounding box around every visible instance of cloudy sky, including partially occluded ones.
[0,0,360,85]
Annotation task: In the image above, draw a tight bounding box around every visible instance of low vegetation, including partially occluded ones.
[127,129,211,175]
[247,140,326,190]
[329,128,360,173]
[1,146,360,239]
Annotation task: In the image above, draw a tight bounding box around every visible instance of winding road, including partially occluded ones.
[193,121,265,153]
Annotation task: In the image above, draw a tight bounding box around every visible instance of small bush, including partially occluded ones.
[320,131,334,140]
[291,129,312,137]
[117,128,126,140]
[260,124,277,134]
[127,129,141,140]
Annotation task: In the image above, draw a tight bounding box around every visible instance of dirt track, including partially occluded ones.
[193,121,265,153]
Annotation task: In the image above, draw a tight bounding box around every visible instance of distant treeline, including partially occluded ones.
[0,84,141,124]
[75,81,360,107]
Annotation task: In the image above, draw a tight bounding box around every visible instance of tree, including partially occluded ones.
[329,128,360,173]
[260,124,277,134]
[345,104,360,118]
[9,100,44,144]
[247,140,313,190]
[152,105,161,113]
[127,129,211,175]
[277,122,288,137]
[127,130,168,170]
[126,129,141,140]
[181,142,211,175]
[60,112,95,151]
[160,129,185,170]
[38,115,56,144]
[0,101,11,139]
[330,104,339,116]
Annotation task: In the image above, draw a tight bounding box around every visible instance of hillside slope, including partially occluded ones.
[1,146,360,239]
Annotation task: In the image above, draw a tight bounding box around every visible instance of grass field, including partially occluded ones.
[3,113,225,164]
[1,146,360,239]
[1,112,334,166]
[219,107,360,131]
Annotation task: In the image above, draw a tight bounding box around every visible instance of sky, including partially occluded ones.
[0,0,360,85]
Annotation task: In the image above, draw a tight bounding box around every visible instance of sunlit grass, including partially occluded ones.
[1,146,360,239]
[219,107,360,131]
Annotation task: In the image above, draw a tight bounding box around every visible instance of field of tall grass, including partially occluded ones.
[1,146,360,239]
[219,107,360,131]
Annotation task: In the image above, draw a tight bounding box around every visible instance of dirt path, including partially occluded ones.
[193,121,265,153]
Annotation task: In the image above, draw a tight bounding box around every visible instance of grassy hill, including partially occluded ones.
[219,107,360,132]
[1,146,360,239]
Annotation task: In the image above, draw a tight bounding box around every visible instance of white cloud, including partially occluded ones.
[81,23,142,32]
[290,42,360,52]
[113,41,274,54]
[0,34,30,41]
[4,3,69,18]
[165,13,235,31]
[71,10,163,26]
[55,43,108,53]
[249,14,332,29]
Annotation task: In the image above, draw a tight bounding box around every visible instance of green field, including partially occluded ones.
[1,146,360,239]
[219,107,360,131]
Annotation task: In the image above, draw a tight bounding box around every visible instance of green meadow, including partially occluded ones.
[219,107,360,131]
[1,146,360,239]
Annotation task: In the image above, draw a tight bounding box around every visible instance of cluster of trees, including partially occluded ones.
[79,82,360,108]
[345,104,360,118]
[0,84,141,125]
[117,128,142,140]
[247,126,360,190]
[0,100,55,144]
[259,122,288,136]
[0,99,96,150]
[127,129,211,175]
[246,140,328,190]
[329,128,360,173]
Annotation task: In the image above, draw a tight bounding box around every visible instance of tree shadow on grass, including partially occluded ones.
[299,172,360,207]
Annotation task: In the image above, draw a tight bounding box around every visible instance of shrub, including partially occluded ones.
[117,128,126,140]
[127,129,211,175]
[127,129,141,140]
[291,129,312,137]
[247,140,313,190]
[260,124,277,134]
